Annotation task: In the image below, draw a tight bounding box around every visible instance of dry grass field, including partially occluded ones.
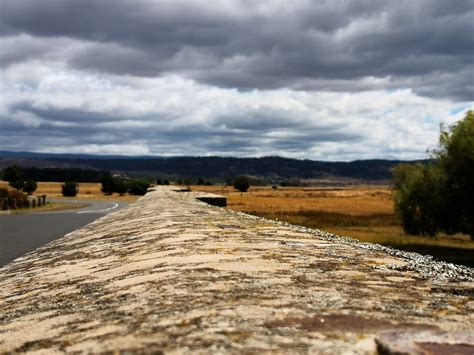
[0,181,139,203]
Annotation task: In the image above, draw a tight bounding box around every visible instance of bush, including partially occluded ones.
[393,164,445,235]
[101,174,115,195]
[62,181,79,197]
[23,180,37,195]
[0,187,27,209]
[128,179,150,195]
[7,189,28,207]
[114,179,129,196]
[233,176,250,192]
[393,110,474,237]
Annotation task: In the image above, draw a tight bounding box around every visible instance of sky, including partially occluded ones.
[0,0,473,161]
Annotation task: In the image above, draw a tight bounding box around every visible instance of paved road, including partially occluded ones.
[0,199,129,267]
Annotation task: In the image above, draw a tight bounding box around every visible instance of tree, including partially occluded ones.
[4,165,24,190]
[436,110,474,235]
[393,111,474,237]
[393,163,445,235]
[101,174,115,195]
[62,181,79,197]
[233,176,250,192]
[23,180,38,195]
[128,179,150,195]
[114,179,129,196]
[4,165,22,182]
[9,179,25,191]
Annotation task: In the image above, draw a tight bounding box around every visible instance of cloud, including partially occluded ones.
[2,0,473,99]
[0,0,472,160]
[1,67,467,159]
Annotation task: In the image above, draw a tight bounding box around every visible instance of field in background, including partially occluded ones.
[0,181,139,203]
[193,185,473,267]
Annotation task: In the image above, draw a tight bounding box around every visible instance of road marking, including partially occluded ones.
[77,202,119,214]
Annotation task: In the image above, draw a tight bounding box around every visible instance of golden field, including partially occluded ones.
[0,181,139,203]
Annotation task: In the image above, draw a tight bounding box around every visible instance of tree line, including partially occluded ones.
[13,156,411,181]
[2,167,111,183]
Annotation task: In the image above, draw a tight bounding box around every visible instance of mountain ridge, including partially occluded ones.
[0,151,428,181]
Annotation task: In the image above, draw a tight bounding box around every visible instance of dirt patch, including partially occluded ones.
[266,314,438,333]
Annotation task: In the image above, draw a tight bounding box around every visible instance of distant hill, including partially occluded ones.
[0,151,427,182]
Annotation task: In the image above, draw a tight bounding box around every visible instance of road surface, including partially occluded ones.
[0,199,129,267]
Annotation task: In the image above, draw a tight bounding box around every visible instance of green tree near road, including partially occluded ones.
[4,165,24,191]
[23,180,38,195]
[114,179,129,196]
[128,179,150,195]
[3,165,39,194]
[393,111,474,237]
[62,181,79,197]
[101,174,115,195]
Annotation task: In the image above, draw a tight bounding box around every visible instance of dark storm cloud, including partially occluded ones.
[1,0,472,100]
[0,99,361,157]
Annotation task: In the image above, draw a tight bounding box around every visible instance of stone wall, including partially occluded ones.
[0,187,472,353]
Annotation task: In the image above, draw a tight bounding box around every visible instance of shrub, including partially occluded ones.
[233,176,250,192]
[393,164,445,235]
[114,179,129,196]
[23,180,37,195]
[0,188,27,209]
[7,189,28,208]
[62,181,79,197]
[128,179,150,195]
[101,174,115,195]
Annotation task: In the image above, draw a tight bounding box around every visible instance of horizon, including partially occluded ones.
[1,1,473,160]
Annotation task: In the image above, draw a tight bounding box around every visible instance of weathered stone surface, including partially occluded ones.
[0,187,472,353]
[375,329,474,354]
